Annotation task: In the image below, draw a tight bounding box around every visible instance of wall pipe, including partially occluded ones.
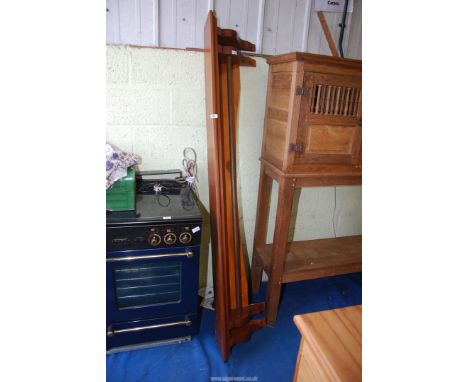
[338,0,350,58]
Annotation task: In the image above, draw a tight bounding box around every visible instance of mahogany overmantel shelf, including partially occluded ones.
[204,11,264,362]
[251,51,362,326]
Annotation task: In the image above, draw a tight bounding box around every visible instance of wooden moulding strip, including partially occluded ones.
[204,10,230,361]
[204,10,265,362]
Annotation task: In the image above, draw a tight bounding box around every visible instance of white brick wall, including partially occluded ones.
[107,45,362,288]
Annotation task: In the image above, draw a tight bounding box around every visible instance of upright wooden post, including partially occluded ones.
[317,11,339,57]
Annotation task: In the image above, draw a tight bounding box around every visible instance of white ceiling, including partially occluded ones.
[106,0,361,59]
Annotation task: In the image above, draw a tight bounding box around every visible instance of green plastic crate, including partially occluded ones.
[106,167,136,211]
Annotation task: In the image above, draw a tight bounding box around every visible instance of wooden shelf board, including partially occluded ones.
[261,158,362,180]
[257,235,362,283]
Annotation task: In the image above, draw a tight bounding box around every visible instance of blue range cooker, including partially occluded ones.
[106,183,202,353]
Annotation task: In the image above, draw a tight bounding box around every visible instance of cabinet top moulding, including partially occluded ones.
[267,52,361,69]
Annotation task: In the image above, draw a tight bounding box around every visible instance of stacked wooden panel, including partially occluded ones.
[204,11,265,362]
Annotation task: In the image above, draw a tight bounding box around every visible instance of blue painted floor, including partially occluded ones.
[107,272,362,382]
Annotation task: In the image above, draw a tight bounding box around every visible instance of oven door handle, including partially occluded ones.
[106,250,194,262]
[107,320,192,337]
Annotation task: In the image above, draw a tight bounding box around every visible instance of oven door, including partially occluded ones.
[106,245,200,323]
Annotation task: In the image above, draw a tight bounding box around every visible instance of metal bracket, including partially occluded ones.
[295,86,307,96]
[289,143,303,153]
[227,302,266,347]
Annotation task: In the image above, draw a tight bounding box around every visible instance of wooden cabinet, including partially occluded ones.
[251,52,362,325]
[261,52,362,173]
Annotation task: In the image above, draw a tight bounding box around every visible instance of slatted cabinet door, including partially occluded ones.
[294,72,361,166]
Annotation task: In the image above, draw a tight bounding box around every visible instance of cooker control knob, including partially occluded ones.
[179,232,192,244]
[148,233,161,246]
[164,233,177,245]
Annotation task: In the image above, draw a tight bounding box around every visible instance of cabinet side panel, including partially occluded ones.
[261,68,292,169]
[284,60,304,171]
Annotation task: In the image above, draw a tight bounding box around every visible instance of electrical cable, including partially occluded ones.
[149,147,199,208]
[177,147,199,198]
[181,183,195,211]
[338,0,350,58]
[157,193,171,207]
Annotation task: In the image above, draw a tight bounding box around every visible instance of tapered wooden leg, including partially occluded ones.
[251,164,273,294]
[265,177,296,326]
